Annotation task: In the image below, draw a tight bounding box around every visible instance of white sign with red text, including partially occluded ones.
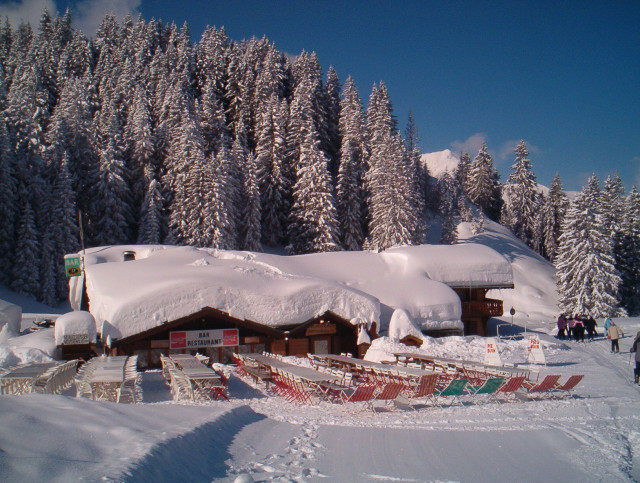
[526,335,546,365]
[484,337,503,366]
[169,328,239,350]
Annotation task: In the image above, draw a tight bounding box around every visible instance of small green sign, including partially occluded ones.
[64,254,82,278]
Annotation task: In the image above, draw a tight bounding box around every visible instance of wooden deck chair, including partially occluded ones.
[433,378,468,407]
[339,383,377,412]
[168,368,194,402]
[374,381,405,409]
[493,375,526,403]
[552,375,584,399]
[466,377,505,403]
[523,374,561,399]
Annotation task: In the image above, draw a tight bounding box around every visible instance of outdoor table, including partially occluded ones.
[170,355,226,400]
[0,362,58,395]
[88,356,128,401]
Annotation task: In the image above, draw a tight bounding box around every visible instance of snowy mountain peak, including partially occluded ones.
[420,149,460,178]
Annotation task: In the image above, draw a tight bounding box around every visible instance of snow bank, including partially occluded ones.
[387,309,424,341]
[54,311,97,346]
[0,299,21,335]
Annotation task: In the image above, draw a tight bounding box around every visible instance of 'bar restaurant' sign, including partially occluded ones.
[169,329,239,350]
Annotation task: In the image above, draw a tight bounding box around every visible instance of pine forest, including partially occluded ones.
[0,10,638,318]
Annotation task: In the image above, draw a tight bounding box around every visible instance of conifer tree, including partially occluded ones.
[324,65,341,173]
[0,118,17,284]
[336,76,366,250]
[256,94,289,246]
[542,173,567,263]
[501,141,539,246]
[137,170,165,245]
[556,176,622,317]
[287,126,340,254]
[241,152,262,252]
[618,187,640,315]
[466,142,502,221]
[11,201,40,298]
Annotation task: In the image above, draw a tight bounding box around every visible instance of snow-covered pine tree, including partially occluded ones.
[456,151,471,192]
[556,175,622,317]
[438,172,458,245]
[91,98,133,245]
[256,94,290,246]
[466,142,502,221]
[542,173,567,263]
[405,111,428,237]
[602,173,626,285]
[210,146,240,249]
[137,168,165,245]
[365,132,420,250]
[182,139,216,248]
[241,152,262,252]
[48,152,79,300]
[501,141,539,246]
[336,76,366,251]
[287,125,340,254]
[11,201,40,298]
[324,65,341,175]
[618,186,640,315]
[0,117,17,284]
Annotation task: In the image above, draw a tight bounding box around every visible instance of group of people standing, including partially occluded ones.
[557,314,626,353]
[556,314,598,342]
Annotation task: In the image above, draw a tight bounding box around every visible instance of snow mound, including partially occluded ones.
[388,309,424,341]
[0,299,21,335]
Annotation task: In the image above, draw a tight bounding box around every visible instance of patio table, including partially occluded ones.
[0,362,59,395]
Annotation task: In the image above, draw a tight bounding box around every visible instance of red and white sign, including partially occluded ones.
[527,335,546,365]
[484,337,503,366]
[169,329,239,350]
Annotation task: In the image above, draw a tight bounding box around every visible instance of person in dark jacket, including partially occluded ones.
[630,332,640,384]
[574,316,585,342]
[557,314,567,339]
[584,316,597,341]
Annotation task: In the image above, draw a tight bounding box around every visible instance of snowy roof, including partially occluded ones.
[0,299,21,335]
[72,242,512,341]
[54,310,97,345]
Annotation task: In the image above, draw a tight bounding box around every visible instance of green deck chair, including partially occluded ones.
[433,378,468,407]
[466,377,505,402]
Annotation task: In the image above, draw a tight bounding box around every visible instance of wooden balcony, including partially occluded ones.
[462,298,504,319]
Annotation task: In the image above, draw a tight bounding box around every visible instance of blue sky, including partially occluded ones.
[3,0,640,191]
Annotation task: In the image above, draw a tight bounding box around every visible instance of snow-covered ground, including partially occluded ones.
[2,320,640,482]
[2,219,640,482]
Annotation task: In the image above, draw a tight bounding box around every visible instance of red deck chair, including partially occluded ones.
[339,383,377,412]
[374,381,405,409]
[407,374,439,400]
[493,375,526,403]
[552,375,584,399]
[523,374,561,399]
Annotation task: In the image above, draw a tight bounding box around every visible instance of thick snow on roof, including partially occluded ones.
[80,246,381,341]
[74,242,512,340]
[0,299,21,335]
[54,310,97,345]
[387,309,424,341]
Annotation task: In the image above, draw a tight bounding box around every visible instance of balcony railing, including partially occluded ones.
[462,299,503,318]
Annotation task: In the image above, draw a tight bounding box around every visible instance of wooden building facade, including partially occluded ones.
[107,306,377,369]
[452,286,512,336]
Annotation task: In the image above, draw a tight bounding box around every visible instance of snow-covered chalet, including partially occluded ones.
[67,244,513,368]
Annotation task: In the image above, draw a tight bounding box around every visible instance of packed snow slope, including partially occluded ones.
[73,242,512,340]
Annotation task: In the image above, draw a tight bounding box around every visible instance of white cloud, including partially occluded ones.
[450,133,487,157]
[0,0,56,28]
[73,0,141,36]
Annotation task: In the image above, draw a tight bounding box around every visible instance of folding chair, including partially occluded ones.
[493,375,526,403]
[552,375,584,399]
[339,383,377,412]
[433,378,468,407]
[374,382,406,410]
[466,377,505,403]
[523,374,561,399]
